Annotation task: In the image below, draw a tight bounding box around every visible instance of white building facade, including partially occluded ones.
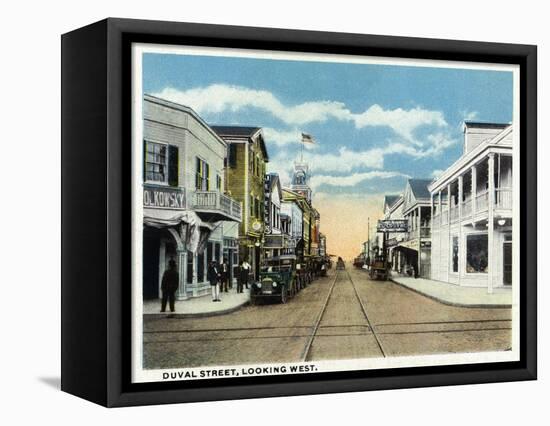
[142,95,242,300]
[430,122,513,291]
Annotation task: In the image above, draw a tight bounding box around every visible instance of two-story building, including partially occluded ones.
[393,179,433,278]
[212,126,269,281]
[382,195,405,273]
[263,173,288,259]
[430,122,513,292]
[142,95,242,300]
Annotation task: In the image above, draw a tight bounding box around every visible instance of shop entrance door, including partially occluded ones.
[143,228,160,300]
[503,241,512,286]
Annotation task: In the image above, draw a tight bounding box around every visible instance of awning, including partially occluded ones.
[396,238,419,251]
[143,208,214,230]
[143,208,217,253]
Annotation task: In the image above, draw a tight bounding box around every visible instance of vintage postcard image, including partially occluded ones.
[131,44,520,383]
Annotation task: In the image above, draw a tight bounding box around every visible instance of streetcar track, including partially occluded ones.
[299,269,340,362]
[144,319,510,335]
[346,270,387,357]
[145,326,512,344]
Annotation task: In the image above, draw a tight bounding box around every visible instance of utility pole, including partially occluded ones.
[367,217,370,261]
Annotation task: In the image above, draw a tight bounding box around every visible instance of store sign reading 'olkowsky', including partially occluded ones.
[143,185,185,209]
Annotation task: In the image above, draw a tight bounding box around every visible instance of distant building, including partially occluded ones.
[430,122,513,291]
[212,126,269,281]
[395,179,433,277]
[382,195,405,272]
[281,189,304,257]
[287,162,320,258]
[263,173,287,259]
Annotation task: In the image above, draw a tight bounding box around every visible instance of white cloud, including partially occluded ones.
[310,171,409,190]
[352,104,447,143]
[152,84,447,143]
[153,85,351,126]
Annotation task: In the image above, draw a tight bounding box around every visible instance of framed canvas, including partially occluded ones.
[61,18,537,407]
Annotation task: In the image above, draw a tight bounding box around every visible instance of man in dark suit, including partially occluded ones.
[161,259,179,313]
[219,258,229,292]
[208,261,221,302]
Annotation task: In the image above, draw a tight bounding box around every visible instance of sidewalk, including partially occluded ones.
[143,287,250,318]
[390,275,512,308]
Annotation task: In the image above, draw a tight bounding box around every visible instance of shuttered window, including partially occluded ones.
[196,158,210,191]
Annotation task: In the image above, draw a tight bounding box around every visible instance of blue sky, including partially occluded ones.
[143,52,513,198]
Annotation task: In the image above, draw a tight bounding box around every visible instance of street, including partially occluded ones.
[143,266,512,369]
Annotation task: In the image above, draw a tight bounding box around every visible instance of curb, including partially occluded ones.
[144,299,250,319]
[389,277,512,309]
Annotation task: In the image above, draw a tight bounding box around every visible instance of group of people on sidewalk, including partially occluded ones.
[208,258,253,302]
[158,257,254,313]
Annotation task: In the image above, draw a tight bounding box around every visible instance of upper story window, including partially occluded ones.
[195,158,210,191]
[216,174,222,190]
[145,141,168,183]
[228,144,237,168]
[144,141,179,186]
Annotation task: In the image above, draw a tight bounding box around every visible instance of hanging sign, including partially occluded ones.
[377,219,408,233]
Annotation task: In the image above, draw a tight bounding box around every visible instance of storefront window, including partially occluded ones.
[145,141,168,183]
[452,236,459,273]
[466,234,488,273]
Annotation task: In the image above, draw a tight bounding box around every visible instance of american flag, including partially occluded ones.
[301,132,316,144]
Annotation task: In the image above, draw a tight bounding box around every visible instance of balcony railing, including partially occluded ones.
[450,206,459,222]
[496,188,512,210]
[193,191,242,222]
[462,199,472,217]
[476,189,489,213]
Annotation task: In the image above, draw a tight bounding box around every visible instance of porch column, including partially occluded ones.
[192,253,198,285]
[438,190,442,281]
[176,224,188,300]
[417,206,422,276]
[471,165,477,219]
[447,183,451,281]
[488,153,495,294]
[458,175,463,221]
[458,175,464,286]
[438,191,442,223]
[176,249,188,300]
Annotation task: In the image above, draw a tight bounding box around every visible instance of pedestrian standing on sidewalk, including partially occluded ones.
[208,261,221,302]
[160,259,179,313]
[238,259,251,293]
[219,258,229,292]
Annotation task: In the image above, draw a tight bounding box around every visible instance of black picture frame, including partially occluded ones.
[61,17,537,407]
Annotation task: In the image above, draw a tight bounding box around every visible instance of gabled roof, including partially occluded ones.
[211,125,269,161]
[408,178,433,200]
[384,195,400,208]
